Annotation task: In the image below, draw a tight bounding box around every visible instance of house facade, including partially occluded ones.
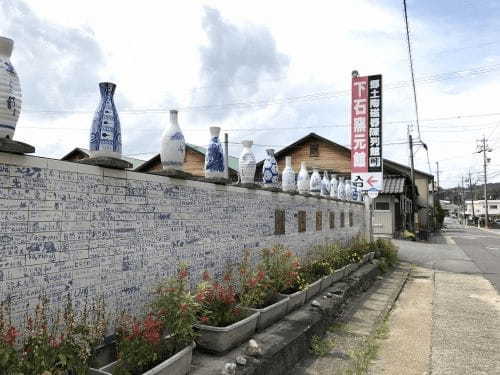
[255,133,435,237]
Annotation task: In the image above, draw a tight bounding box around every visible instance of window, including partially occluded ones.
[349,212,353,227]
[316,211,322,231]
[275,209,285,235]
[375,202,390,210]
[340,212,345,228]
[298,211,307,232]
[309,143,319,157]
[329,212,335,229]
[490,205,498,210]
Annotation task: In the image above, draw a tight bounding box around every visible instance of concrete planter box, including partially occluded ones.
[331,268,344,283]
[279,288,307,313]
[245,294,289,331]
[90,343,193,375]
[194,310,260,353]
[320,274,334,291]
[305,278,323,301]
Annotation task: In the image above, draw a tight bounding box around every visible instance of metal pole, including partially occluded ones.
[469,170,475,226]
[224,133,229,180]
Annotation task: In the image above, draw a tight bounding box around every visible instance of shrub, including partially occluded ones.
[376,239,398,266]
[196,271,242,327]
[237,250,274,308]
[260,245,301,294]
[0,302,20,373]
[114,313,170,375]
[17,296,107,375]
[152,265,199,347]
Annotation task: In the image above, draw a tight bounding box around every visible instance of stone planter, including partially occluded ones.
[195,310,259,353]
[244,294,289,331]
[305,278,322,301]
[320,273,334,291]
[91,343,194,375]
[279,288,307,313]
[331,268,344,283]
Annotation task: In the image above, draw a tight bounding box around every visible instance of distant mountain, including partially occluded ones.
[439,182,500,204]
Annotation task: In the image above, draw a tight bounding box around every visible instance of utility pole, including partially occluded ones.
[436,161,440,202]
[409,131,416,232]
[468,170,475,226]
[461,176,465,225]
[476,137,492,228]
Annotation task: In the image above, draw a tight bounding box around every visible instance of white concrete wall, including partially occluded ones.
[0,153,365,324]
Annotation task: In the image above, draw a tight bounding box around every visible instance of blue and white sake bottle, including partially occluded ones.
[205,126,225,178]
[160,109,185,171]
[90,82,122,158]
[310,168,322,196]
[345,179,352,201]
[320,170,330,197]
[0,36,22,139]
[262,149,279,187]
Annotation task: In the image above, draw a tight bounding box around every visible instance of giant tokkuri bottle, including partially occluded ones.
[0,36,22,139]
[90,82,122,158]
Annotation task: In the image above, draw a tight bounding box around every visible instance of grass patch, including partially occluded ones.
[310,335,336,357]
[344,318,390,374]
[328,322,349,334]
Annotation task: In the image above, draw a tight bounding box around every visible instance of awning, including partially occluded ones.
[382,176,406,194]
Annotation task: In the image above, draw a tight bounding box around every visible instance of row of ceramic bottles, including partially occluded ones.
[254,149,362,201]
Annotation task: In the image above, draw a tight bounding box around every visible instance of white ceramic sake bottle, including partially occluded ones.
[310,168,322,196]
[238,140,256,184]
[337,176,345,200]
[281,156,296,192]
[330,174,338,199]
[320,171,330,197]
[297,161,310,194]
[0,36,22,139]
[345,179,352,201]
[160,109,186,171]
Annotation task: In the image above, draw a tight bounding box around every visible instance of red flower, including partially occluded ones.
[200,316,209,324]
[178,268,188,279]
[223,273,231,282]
[257,271,265,282]
[195,292,206,302]
[4,326,17,346]
[202,271,210,281]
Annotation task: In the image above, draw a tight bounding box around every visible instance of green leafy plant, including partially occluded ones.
[260,245,301,294]
[0,302,20,374]
[196,271,243,327]
[237,250,274,308]
[17,295,107,375]
[310,335,335,356]
[113,313,170,375]
[375,239,398,266]
[152,265,200,346]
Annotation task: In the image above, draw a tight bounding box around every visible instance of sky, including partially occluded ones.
[2,0,500,188]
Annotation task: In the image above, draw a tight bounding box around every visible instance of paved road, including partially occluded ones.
[396,217,500,292]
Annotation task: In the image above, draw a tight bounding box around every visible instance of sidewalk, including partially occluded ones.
[369,242,500,374]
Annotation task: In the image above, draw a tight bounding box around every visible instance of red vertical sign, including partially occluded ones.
[351,76,369,173]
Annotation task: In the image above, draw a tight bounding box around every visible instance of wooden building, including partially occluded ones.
[61,147,145,169]
[134,143,239,180]
[255,133,435,237]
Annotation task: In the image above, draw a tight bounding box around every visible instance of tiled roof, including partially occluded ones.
[61,147,145,169]
[382,176,406,194]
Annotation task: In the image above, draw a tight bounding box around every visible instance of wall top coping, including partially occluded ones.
[0,152,364,206]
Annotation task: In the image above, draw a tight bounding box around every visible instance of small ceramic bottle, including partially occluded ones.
[345,179,352,201]
[262,149,279,187]
[297,161,310,194]
[205,126,225,178]
[337,176,345,200]
[0,36,22,139]
[281,156,296,192]
[90,82,122,158]
[320,171,330,197]
[310,168,322,196]
[330,174,338,199]
[160,109,185,171]
[238,140,256,184]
